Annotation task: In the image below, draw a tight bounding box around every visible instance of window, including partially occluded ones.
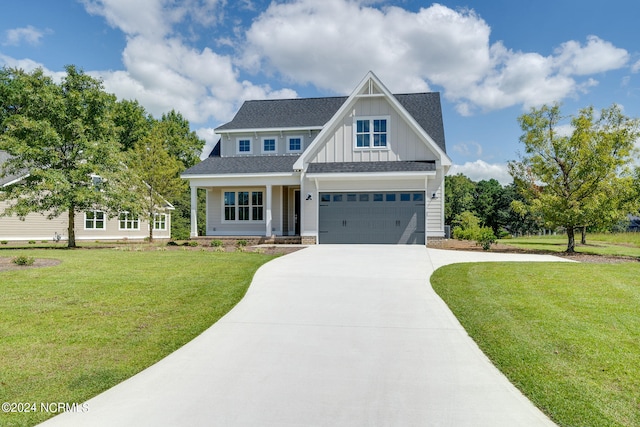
[287,136,302,153]
[154,213,168,231]
[400,193,411,201]
[413,193,424,201]
[224,192,236,221]
[237,138,252,154]
[85,211,105,230]
[355,117,389,148]
[359,194,369,202]
[373,194,383,202]
[262,137,276,153]
[321,194,331,202]
[119,212,139,230]
[252,192,263,220]
[223,190,264,222]
[386,193,396,202]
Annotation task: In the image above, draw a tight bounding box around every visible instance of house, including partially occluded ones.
[181,71,451,244]
[0,150,173,242]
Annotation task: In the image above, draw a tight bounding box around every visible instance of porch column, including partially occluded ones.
[265,184,273,237]
[190,185,198,237]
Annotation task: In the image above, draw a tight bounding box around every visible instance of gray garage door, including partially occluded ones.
[318,192,425,244]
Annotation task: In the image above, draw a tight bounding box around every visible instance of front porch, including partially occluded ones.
[189,184,301,238]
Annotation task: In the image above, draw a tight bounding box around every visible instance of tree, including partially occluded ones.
[157,110,204,169]
[474,178,503,235]
[509,103,639,252]
[444,173,476,224]
[114,99,153,151]
[0,66,136,248]
[128,124,186,242]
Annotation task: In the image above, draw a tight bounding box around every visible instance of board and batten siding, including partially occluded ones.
[309,97,437,164]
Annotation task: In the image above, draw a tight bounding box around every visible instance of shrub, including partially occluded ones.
[167,241,179,246]
[12,255,35,266]
[187,241,199,247]
[236,240,248,247]
[1,241,8,245]
[210,240,223,247]
[476,227,497,250]
[28,240,36,245]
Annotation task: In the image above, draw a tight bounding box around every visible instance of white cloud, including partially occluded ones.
[449,160,512,185]
[242,1,629,113]
[80,0,296,125]
[3,26,50,46]
[0,54,66,82]
[452,141,483,157]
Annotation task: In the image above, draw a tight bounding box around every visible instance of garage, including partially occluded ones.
[318,191,425,244]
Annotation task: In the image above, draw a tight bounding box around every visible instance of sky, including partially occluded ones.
[1,0,639,185]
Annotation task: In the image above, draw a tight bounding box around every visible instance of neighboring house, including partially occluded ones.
[0,150,173,242]
[181,71,451,244]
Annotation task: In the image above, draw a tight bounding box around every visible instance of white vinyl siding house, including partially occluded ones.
[182,71,451,244]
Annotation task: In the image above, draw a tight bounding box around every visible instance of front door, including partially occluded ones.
[294,190,301,235]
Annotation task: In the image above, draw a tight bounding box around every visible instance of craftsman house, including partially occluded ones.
[181,71,451,244]
[0,151,173,242]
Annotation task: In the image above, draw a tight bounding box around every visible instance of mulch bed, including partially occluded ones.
[0,256,62,272]
[429,239,639,264]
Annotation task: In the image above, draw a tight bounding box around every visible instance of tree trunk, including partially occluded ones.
[566,226,575,253]
[68,207,76,248]
[581,226,586,245]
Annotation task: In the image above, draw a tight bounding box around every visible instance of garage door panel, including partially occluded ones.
[318,192,425,244]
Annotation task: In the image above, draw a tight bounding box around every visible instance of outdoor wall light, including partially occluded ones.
[306,193,313,201]
[431,192,437,199]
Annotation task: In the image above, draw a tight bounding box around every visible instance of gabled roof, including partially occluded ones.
[215,91,446,153]
[294,71,451,170]
[182,155,300,176]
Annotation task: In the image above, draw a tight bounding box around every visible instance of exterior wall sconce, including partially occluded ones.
[431,192,437,199]
[306,193,313,201]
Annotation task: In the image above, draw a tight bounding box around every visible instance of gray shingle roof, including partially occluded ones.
[307,161,436,174]
[182,155,301,175]
[216,97,347,131]
[215,93,446,153]
[0,150,25,187]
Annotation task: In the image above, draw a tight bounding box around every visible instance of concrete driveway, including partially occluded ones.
[42,245,568,426]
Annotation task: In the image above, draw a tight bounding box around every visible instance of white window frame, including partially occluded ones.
[84,210,106,230]
[222,189,265,223]
[236,137,252,154]
[286,135,303,153]
[153,213,168,231]
[261,136,278,154]
[353,116,390,150]
[118,212,140,230]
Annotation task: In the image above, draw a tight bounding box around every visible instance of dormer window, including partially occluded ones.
[354,116,389,149]
[262,137,277,153]
[287,136,303,153]
[237,138,252,154]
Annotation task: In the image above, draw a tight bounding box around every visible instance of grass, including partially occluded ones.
[500,232,640,257]
[431,262,640,427]
[0,249,276,427]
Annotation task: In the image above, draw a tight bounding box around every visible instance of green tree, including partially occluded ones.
[0,66,135,248]
[158,110,204,169]
[128,125,186,242]
[509,103,639,252]
[474,179,503,235]
[445,173,476,224]
[114,99,153,151]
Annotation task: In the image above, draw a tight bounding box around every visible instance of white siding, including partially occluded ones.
[219,132,318,157]
[309,97,437,164]
[205,187,283,236]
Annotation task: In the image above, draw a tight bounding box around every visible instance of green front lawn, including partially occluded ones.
[500,233,640,257]
[431,262,640,427]
[0,249,276,427]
